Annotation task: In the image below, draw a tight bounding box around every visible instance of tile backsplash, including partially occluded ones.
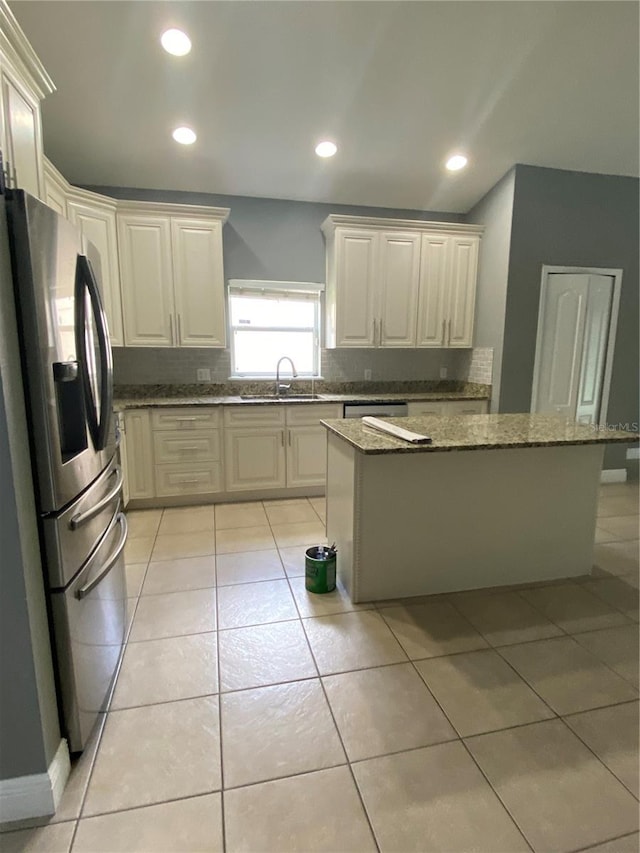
[112,346,493,387]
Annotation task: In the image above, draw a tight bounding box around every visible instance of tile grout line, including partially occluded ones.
[213,510,228,853]
[72,506,166,842]
[260,498,381,851]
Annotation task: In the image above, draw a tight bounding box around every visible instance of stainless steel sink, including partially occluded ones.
[240,394,324,401]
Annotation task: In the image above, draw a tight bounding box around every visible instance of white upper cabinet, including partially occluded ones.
[117,203,229,348]
[171,218,226,347]
[118,213,174,347]
[378,231,421,347]
[331,228,378,347]
[67,192,124,346]
[0,3,54,198]
[323,215,483,349]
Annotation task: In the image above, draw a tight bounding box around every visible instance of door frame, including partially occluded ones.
[531,265,623,424]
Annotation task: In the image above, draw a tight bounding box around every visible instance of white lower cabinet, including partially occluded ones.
[223,404,342,492]
[123,410,154,500]
[223,406,286,492]
[407,400,488,416]
[285,404,342,487]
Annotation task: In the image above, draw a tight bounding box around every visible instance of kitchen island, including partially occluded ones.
[322,414,638,602]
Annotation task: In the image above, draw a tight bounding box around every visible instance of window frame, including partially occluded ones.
[228,280,324,378]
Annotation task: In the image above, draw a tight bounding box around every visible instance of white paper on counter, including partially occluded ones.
[361,416,432,444]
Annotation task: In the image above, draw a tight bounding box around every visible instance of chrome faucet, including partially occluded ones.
[275,356,298,397]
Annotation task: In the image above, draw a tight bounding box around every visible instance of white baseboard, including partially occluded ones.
[600,469,628,484]
[0,739,70,824]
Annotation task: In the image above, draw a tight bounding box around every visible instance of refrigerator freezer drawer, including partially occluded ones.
[50,510,127,752]
[43,454,122,588]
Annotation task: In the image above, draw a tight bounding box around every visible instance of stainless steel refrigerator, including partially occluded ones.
[3,189,127,752]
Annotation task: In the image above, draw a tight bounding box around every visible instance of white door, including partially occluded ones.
[576,276,614,425]
[69,200,124,347]
[334,229,378,347]
[416,234,448,347]
[118,214,174,347]
[171,218,226,347]
[532,273,613,421]
[378,232,420,347]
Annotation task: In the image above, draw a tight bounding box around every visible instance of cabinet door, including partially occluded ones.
[117,414,129,508]
[416,234,448,347]
[446,236,479,347]
[69,200,124,347]
[378,232,420,347]
[118,214,174,347]
[171,218,226,347]
[1,70,43,198]
[334,229,378,347]
[224,428,286,491]
[43,160,68,217]
[286,425,328,487]
[123,410,155,499]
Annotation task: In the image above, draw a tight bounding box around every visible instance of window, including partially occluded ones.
[228,280,323,376]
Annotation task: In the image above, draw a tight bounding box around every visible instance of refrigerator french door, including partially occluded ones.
[5,190,127,752]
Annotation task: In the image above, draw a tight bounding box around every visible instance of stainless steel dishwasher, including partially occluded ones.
[343,402,408,418]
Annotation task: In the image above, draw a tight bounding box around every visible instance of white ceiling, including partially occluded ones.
[10,0,640,213]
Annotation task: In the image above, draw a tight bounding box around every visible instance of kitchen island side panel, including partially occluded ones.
[326,433,358,599]
[352,444,604,601]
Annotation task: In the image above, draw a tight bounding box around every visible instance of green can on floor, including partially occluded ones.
[305,545,337,594]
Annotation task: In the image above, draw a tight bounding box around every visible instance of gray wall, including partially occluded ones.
[465,169,515,410]
[88,187,468,385]
[501,165,639,469]
[0,205,61,782]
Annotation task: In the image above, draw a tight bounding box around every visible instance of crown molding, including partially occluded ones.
[0,0,55,100]
[321,214,484,237]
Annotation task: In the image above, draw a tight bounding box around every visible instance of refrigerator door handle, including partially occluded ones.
[75,254,113,451]
[76,513,128,600]
[69,466,123,530]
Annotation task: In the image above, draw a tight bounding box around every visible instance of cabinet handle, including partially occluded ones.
[288,429,291,447]
[441,319,446,346]
[177,313,182,344]
[281,430,285,447]
[372,318,376,346]
[447,319,452,346]
[177,445,201,451]
[379,318,384,344]
[174,416,198,422]
[169,314,175,345]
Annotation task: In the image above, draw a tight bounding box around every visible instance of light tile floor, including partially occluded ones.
[2,485,639,852]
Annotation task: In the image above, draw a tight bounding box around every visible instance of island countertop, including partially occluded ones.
[321,413,639,454]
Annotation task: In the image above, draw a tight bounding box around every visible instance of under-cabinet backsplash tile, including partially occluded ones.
[113,346,491,386]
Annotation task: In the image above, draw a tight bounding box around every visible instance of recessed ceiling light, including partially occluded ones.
[161,28,191,56]
[172,126,197,145]
[315,141,337,158]
[446,154,468,171]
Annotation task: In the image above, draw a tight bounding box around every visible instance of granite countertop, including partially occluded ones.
[321,413,640,454]
[113,382,491,411]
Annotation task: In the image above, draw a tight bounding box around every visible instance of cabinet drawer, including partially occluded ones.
[153,430,221,464]
[155,462,223,496]
[286,404,343,426]
[151,407,221,431]
[223,405,285,428]
[442,400,488,415]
